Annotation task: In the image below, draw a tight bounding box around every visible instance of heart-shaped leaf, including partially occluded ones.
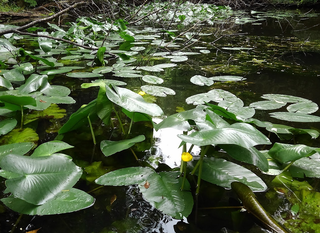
[0,118,17,136]
[105,85,163,116]
[198,157,267,191]
[190,75,214,86]
[0,142,34,158]
[101,135,145,157]
[178,122,271,148]
[2,188,94,215]
[287,101,318,114]
[270,112,320,122]
[141,85,175,97]
[268,143,317,164]
[0,153,82,205]
[31,141,74,157]
[249,100,286,110]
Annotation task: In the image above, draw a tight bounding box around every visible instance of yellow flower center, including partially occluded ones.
[181,152,193,162]
[138,91,146,96]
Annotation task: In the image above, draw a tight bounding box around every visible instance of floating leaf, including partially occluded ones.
[139,171,193,219]
[40,67,73,75]
[220,145,269,172]
[92,67,113,74]
[19,74,49,94]
[0,95,36,107]
[268,143,316,164]
[66,72,103,78]
[3,68,25,82]
[141,85,175,97]
[31,141,74,157]
[190,75,214,86]
[167,55,188,62]
[262,94,310,103]
[96,167,155,186]
[289,153,320,178]
[0,76,13,90]
[105,85,163,116]
[142,75,164,84]
[0,153,82,205]
[249,100,286,110]
[199,157,267,191]
[0,118,17,136]
[113,72,142,78]
[138,66,164,72]
[2,188,94,215]
[0,142,34,158]
[270,112,320,122]
[287,101,318,114]
[209,75,245,82]
[178,122,271,148]
[153,63,177,69]
[100,135,145,157]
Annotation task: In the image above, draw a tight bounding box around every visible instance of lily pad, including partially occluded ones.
[262,94,310,103]
[287,101,318,114]
[249,100,286,110]
[66,72,103,78]
[209,75,245,82]
[142,75,164,84]
[270,112,320,122]
[190,75,214,86]
[141,85,176,97]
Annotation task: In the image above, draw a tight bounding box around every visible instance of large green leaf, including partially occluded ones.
[100,135,146,157]
[289,153,320,178]
[0,153,82,205]
[154,105,207,131]
[3,68,25,82]
[139,171,193,219]
[66,72,103,78]
[270,112,320,122]
[0,142,34,158]
[58,100,97,134]
[105,85,163,116]
[96,168,193,219]
[19,74,49,94]
[0,76,13,90]
[0,95,36,106]
[178,123,271,148]
[31,141,74,157]
[268,143,317,164]
[2,188,94,215]
[96,84,113,125]
[199,157,267,191]
[220,145,269,172]
[0,118,17,136]
[96,167,155,186]
[142,75,164,84]
[209,75,245,82]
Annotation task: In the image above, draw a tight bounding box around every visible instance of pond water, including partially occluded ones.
[1,6,320,233]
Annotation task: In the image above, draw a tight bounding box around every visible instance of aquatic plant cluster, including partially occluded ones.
[0,2,320,232]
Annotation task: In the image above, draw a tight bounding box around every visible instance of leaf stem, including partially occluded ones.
[113,106,125,135]
[196,146,209,196]
[20,105,24,129]
[87,115,96,145]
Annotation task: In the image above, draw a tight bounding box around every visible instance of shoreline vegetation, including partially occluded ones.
[1,0,320,14]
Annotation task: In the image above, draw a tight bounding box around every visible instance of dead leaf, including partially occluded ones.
[144,181,150,189]
[26,228,41,233]
[110,194,117,205]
